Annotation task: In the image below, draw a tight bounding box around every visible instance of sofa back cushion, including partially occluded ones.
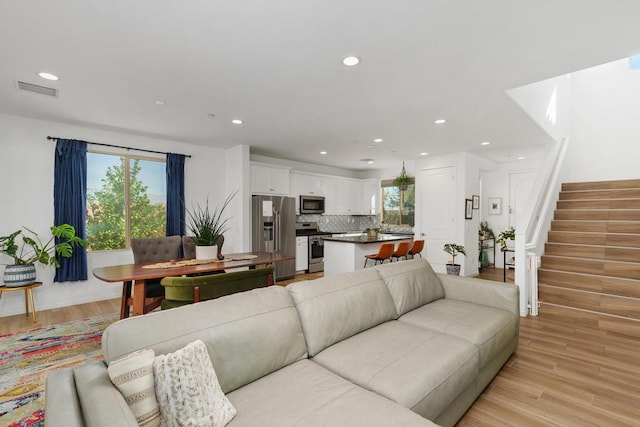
[102,286,307,394]
[375,258,445,316]
[287,268,397,357]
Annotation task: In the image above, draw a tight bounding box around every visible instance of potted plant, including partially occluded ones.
[443,243,466,275]
[479,220,494,240]
[496,227,516,251]
[393,162,413,191]
[186,192,236,260]
[0,224,87,287]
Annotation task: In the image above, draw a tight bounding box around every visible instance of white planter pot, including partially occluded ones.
[195,245,218,260]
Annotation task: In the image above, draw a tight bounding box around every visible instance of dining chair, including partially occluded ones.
[407,239,425,259]
[391,241,411,261]
[160,265,274,309]
[123,236,182,317]
[363,242,395,268]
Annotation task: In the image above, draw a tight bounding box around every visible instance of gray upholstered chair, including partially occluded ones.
[123,236,182,316]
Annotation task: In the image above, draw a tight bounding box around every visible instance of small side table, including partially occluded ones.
[0,282,42,323]
[502,249,515,282]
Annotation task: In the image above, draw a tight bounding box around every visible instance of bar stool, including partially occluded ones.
[391,241,411,261]
[364,243,394,268]
[407,240,425,259]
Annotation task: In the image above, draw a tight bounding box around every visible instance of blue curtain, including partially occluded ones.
[166,153,185,236]
[54,139,88,282]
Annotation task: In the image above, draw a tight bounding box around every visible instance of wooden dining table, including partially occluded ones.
[93,252,294,319]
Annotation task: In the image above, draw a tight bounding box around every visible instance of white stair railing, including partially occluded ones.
[514,137,569,317]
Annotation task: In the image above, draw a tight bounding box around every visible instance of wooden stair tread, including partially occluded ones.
[562,179,640,191]
[538,284,640,321]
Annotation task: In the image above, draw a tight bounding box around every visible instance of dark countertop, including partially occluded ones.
[323,234,414,244]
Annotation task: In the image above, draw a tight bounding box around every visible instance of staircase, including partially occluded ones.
[538,179,640,335]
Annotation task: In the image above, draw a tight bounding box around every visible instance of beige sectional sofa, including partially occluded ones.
[45,259,519,427]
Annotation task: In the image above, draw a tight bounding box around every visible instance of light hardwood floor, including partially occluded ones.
[2,268,638,426]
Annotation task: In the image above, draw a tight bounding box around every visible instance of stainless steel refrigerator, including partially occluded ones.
[251,195,296,280]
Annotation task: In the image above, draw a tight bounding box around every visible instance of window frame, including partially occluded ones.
[86,149,166,251]
[381,178,415,227]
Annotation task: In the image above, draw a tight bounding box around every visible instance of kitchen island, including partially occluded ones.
[323,234,414,276]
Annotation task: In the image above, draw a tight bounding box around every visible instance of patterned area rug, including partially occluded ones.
[0,313,119,426]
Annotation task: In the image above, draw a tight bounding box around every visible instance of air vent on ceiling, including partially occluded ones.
[17,81,58,97]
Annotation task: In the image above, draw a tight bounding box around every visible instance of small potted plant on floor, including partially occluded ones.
[0,224,87,287]
[185,191,236,260]
[443,243,466,275]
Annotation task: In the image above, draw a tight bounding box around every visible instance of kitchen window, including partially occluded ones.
[86,152,166,251]
[381,179,415,226]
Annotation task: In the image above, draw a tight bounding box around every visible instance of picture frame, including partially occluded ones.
[472,195,480,210]
[465,199,473,220]
[488,197,502,215]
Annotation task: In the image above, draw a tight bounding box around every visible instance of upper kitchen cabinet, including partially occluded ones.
[324,177,362,214]
[251,163,291,195]
[361,179,381,215]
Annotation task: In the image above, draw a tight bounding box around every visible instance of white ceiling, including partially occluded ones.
[2,0,640,170]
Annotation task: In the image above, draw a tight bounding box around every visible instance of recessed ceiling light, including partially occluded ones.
[154,100,166,106]
[207,113,216,118]
[38,72,59,81]
[434,119,446,124]
[373,138,383,143]
[420,152,428,156]
[481,141,490,146]
[517,156,526,160]
[368,144,375,148]
[320,151,327,155]
[342,56,360,66]
[231,119,243,125]
[367,160,375,164]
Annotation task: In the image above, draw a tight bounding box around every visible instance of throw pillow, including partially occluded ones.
[108,348,161,427]
[153,340,236,427]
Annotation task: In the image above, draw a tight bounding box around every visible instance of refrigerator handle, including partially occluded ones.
[274,210,280,252]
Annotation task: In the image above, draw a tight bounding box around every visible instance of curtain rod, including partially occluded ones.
[46,136,191,158]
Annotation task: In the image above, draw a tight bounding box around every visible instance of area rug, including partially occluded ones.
[0,313,119,427]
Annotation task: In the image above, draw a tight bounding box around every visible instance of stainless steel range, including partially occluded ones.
[295,222,333,273]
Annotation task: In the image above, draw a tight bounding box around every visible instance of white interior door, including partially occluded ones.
[418,167,455,272]
[508,171,537,228]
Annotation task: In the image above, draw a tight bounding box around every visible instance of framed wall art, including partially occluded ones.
[465,199,473,219]
[472,195,480,210]
[488,197,502,215]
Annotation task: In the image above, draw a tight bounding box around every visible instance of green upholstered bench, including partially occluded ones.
[159,266,274,309]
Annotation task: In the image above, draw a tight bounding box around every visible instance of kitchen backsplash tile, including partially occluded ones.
[296,214,413,235]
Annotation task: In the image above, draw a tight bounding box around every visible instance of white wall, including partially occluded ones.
[0,113,233,316]
[563,58,640,182]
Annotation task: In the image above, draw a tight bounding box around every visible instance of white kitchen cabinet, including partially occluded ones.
[295,236,309,272]
[324,177,361,214]
[251,164,290,195]
[360,179,381,215]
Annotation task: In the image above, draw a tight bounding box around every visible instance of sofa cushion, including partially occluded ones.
[226,359,438,427]
[311,320,479,420]
[102,286,307,394]
[399,299,518,369]
[287,268,397,357]
[154,340,236,427]
[375,258,445,316]
[107,348,160,427]
[73,362,139,427]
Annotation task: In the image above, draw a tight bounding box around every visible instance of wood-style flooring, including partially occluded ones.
[2,267,638,426]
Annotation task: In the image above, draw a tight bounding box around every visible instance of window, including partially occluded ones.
[381,179,415,227]
[86,152,166,251]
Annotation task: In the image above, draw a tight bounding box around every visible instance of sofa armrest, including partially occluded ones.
[45,368,84,427]
[73,361,138,427]
[437,273,519,317]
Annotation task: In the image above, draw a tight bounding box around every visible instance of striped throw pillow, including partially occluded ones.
[108,348,161,427]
